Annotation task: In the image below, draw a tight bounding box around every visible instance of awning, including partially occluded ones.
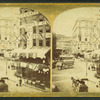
[33,64,39,71]
[36,48,50,59]
[11,47,50,59]
[12,61,20,67]
[34,64,49,71]
[23,47,50,59]
[43,68,49,72]
[20,62,27,68]
[29,63,37,70]
[60,55,73,58]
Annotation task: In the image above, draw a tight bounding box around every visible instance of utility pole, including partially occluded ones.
[86,59,88,77]
[5,50,7,76]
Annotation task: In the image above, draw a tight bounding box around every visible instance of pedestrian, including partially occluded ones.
[19,77,22,87]
[61,63,63,70]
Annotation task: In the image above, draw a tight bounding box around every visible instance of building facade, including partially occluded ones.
[18,8,51,49]
[56,35,72,54]
[72,18,100,53]
[0,18,19,52]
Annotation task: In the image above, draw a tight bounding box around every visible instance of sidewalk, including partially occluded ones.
[6,68,50,92]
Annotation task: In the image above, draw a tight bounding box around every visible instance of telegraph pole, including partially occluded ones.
[86,60,88,77]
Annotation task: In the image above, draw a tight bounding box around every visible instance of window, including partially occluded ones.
[39,40,43,46]
[45,25,50,32]
[85,38,87,41]
[5,37,7,40]
[24,43,27,47]
[39,15,44,21]
[33,39,36,46]
[24,10,28,13]
[25,32,27,35]
[33,26,36,34]
[20,18,22,25]
[39,26,43,33]
[46,38,50,46]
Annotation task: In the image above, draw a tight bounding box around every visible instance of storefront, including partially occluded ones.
[11,48,50,65]
[6,48,50,89]
[11,61,50,88]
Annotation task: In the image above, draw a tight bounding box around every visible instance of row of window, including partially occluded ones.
[33,25,50,33]
[33,38,50,47]
[20,25,50,34]
[23,38,50,47]
[78,36,88,41]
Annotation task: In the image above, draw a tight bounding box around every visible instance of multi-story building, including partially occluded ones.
[56,36,72,54]
[0,18,19,52]
[9,8,51,65]
[72,18,100,53]
[18,8,51,49]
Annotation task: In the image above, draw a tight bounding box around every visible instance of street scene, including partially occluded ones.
[52,7,100,93]
[0,7,50,92]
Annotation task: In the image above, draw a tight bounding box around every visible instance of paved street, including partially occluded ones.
[0,58,49,92]
[53,58,100,93]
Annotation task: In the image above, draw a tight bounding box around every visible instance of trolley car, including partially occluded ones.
[56,55,75,69]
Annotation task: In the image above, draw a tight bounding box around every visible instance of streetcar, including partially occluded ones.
[56,55,75,69]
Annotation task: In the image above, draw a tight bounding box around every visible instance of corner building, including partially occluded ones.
[72,18,100,53]
[19,8,51,49]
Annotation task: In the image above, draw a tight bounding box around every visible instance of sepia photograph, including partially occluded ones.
[0,7,51,92]
[1,3,100,97]
[52,7,100,94]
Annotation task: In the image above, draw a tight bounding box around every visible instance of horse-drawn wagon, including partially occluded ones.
[56,55,75,69]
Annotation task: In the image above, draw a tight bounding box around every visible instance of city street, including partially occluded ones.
[52,58,100,93]
[0,58,48,92]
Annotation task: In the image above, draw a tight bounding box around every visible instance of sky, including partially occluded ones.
[0,7,20,18]
[53,7,100,37]
[0,6,100,38]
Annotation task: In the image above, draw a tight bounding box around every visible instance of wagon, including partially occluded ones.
[60,55,75,69]
[56,55,75,69]
[56,61,63,70]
